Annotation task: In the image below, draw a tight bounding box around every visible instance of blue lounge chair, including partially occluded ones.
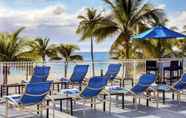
[80,76,108,98]
[104,64,121,81]
[107,73,157,109]
[23,66,50,83]
[61,76,109,112]
[60,65,89,89]
[4,81,54,118]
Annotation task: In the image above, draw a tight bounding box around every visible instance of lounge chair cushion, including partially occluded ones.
[105,64,121,81]
[174,73,186,90]
[80,76,107,98]
[19,81,52,106]
[131,74,156,94]
[70,65,89,83]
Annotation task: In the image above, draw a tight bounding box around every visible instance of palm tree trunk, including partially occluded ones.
[91,37,95,76]
[3,64,8,85]
[124,34,130,82]
[157,39,161,58]
[125,36,130,59]
[64,61,68,78]
[42,55,46,65]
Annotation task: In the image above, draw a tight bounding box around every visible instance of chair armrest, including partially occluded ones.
[4,95,21,106]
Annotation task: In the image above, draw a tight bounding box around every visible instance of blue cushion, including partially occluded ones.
[70,65,89,83]
[131,74,156,94]
[19,81,52,105]
[30,66,50,83]
[80,76,107,98]
[104,64,121,81]
[174,73,186,90]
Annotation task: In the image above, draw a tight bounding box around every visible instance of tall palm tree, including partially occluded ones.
[0,27,37,84]
[29,38,57,63]
[76,8,104,76]
[54,44,83,78]
[93,0,164,59]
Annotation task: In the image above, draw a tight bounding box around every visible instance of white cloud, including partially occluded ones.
[157,4,166,9]
[167,11,186,31]
[0,5,78,28]
[0,4,114,52]
[9,0,50,5]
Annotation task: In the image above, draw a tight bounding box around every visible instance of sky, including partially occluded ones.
[0,0,186,52]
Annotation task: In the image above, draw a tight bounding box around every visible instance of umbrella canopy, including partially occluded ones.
[131,25,186,40]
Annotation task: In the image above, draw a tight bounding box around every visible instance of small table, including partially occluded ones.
[151,84,171,104]
[46,95,73,118]
[102,88,130,110]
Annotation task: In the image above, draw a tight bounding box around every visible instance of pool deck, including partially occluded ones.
[1,93,186,118]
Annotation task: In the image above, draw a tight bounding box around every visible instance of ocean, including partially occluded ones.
[48,52,114,78]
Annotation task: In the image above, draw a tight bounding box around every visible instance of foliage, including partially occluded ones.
[54,44,83,77]
[29,38,57,62]
[76,8,106,76]
[0,27,38,61]
[94,0,165,59]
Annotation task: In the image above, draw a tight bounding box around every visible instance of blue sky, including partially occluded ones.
[0,0,186,52]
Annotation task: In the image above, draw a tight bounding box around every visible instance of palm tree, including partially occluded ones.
[76,8,105,76]
[110,42,143,59]
[175,39,186,58]
[93,0,164,59]
[0,27,37,84]
[29,38,57,63]
[54,44,83,78]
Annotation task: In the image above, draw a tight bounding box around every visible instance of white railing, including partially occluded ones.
[0,58,185,84]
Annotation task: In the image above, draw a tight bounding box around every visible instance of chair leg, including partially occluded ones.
[93,98,96,110]
[134,96,137,110]
[53,101,55,118]
[156,92,159,108]
[82,100,86,117]
[5,99,8,118]
[116,95,119,104]
[177,92,181,104]
[138,98,141,105]
[109,94,111,113]
[40,104,43,117]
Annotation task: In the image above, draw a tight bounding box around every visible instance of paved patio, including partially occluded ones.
[1,94,186,118]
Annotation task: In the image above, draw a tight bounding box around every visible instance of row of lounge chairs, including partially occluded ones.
[2,64,186,118]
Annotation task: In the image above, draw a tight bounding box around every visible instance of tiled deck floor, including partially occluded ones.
[1,94,186,118]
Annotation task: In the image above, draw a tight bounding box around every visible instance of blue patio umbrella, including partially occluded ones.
[131,25,186,83]
[131,25,186,40]
[131,25,186,57]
